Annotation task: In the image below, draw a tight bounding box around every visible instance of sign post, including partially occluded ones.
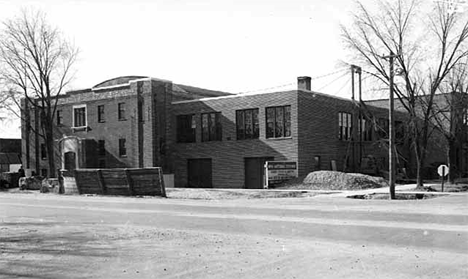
[437,164,449,192]
[264,161,298,189]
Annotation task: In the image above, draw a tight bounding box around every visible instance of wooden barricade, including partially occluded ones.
[73,168,166,197]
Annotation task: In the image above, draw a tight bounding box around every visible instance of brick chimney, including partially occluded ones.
[297,76,311,91]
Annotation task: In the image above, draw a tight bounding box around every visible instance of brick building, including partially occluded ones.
[22,75,412,188]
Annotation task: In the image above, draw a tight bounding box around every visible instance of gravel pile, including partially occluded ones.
[279,171,388,190]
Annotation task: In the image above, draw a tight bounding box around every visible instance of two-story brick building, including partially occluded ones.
[22,75,411,188]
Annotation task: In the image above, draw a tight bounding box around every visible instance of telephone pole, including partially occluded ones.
[382,52,397,200]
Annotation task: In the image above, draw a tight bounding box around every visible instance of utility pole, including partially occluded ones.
[382,52,397,200]
[350,65,363,173]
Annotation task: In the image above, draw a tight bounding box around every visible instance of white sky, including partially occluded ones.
[0,0,370,138]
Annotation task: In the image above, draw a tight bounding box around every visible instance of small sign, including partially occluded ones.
[437,164,449,177]
[265,161,298,188]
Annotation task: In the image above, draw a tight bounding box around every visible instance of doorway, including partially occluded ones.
[244,157,274,189]
[64,151,76,171]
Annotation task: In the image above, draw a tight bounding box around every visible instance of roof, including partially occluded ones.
[172,84,232,99]
[0,153,21,165]
[93,76,148,89]
[65,76,233,100]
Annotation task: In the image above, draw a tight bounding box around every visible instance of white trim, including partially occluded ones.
[92,83,130,91]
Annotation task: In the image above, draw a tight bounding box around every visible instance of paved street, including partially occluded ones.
[0,191,467,279]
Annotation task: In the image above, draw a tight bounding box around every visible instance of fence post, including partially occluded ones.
[97,169,106,195]
[125,169,135,196]
[158,168,166,198]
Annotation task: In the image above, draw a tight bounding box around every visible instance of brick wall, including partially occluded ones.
[172,91,299,188]
[297,90,410,177]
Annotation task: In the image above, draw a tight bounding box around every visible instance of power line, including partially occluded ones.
[334,76,352,97]
[236,67,349,94]
[315,71,349,92]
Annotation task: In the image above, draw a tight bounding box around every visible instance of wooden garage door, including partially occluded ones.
[187,159,212,188]
[244,157,273,189]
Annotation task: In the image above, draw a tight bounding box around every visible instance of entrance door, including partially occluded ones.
[64,152,76,171]
[187,159,212,188]
[244,157,274,189]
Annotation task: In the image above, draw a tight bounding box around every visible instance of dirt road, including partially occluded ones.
[0,192,467,278]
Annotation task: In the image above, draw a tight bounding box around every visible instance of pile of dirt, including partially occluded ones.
[279,171,388,190]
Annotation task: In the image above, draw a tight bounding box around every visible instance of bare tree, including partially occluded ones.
[430,61,468,183]
[0,9,78,177]
[342,0,468,188]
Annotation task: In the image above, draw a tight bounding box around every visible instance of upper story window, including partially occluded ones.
[119,138,127,157]
[73,105,87,128]
[236,108,259,140]
[338,112,352,140]
[266,105,291,138]
[56,110,63,126]
[118,102,126,121]
[359,117,372,141]
[201,112,222,142]
[177,114,196,143]
[98,105,105,123]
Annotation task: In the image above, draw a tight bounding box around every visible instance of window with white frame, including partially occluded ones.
[73,105,87,128]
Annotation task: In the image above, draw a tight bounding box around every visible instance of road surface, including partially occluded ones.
[0,191,467,278]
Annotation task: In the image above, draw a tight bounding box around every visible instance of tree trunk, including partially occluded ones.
[45,124,56,178]
[414,145,424,189]
[447,138,456,184]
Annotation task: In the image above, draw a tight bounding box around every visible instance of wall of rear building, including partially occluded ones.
[22,84,144,176]
[57,86,139,169]
[172,91,299,188]
[297,91,410,177]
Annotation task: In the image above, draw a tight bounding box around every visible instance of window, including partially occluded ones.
[56,110,63,126]
[98,159,106,168]
[41,143,47,160]
[118,103,126,121]
[119,138,126,157]
[73,105,87,128]
[266,106,291,138]
[98,105,105,123]
[41,169,48,177]
[236,109,259,140]
[201,112,222,142]
[359,117,372,141]
[177,114,196,143]
[338,112,352,140]
[98,140,105,156]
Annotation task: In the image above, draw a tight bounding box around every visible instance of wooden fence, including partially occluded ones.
[73,168,166,197]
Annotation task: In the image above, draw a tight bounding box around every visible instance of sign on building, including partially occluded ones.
[264,161,298,188]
